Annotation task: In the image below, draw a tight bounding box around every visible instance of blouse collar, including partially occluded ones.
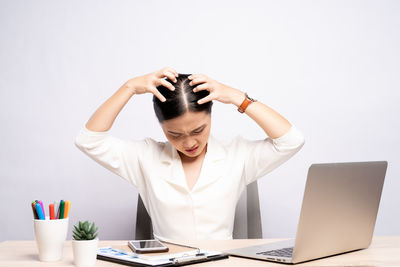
[159,134,228,191]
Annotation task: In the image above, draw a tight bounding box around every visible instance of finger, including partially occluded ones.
[189,77,207,87]
[164,70,178,83]
[156,67,175,79]
[170,68,179,78]
[188,73,202,80]
[197,94,214,105]
[155,68,166,78]
[192,83,210,93]
[159,78,175,91]
[162,67,178,79]
[152,88,166,102]
[157,69,177,83]
[164,67,179,78]
[189,73,208,80]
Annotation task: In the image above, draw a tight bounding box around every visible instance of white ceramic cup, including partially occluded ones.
[72,238,99,267]
[33,217,69,261]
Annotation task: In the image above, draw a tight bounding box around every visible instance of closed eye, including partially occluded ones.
[167,124,207,137]
[170,133,183,138]
[191,126,205,135]
[192,129,203,134]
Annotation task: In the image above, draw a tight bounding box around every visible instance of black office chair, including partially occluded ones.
[135,181,262,239]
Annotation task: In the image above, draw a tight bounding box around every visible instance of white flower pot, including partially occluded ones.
[72,238,98,267]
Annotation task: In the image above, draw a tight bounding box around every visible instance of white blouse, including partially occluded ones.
[74,125,305,240]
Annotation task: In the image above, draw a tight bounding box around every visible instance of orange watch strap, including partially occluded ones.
[238,93,256,113]
[238,97,252,113]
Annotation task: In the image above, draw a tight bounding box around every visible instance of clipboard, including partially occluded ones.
[97,243,229,266]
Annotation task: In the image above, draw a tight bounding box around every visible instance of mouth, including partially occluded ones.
[185,146,199,154]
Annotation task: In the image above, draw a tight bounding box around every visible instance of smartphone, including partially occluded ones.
[128,239,169,253]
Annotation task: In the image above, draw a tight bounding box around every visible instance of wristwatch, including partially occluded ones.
[238,93,257,113]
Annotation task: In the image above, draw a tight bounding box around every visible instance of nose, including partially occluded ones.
[183,137,197,149]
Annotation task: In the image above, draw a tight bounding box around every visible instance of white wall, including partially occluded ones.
[1,0,399,241]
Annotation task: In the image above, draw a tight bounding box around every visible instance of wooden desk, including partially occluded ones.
[1,236,399,266]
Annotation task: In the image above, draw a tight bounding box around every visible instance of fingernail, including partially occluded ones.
[188,76,192,80]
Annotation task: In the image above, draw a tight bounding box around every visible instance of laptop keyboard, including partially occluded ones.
[256,247,293,258]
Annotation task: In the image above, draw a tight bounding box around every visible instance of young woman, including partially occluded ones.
[75,66,305,240]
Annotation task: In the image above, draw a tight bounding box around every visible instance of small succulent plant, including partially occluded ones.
[73,220,98,240]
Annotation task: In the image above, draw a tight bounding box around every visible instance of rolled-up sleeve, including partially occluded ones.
[74,126,150,187]
[241,125,305,185]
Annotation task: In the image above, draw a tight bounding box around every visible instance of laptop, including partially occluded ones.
[226,161,387,264]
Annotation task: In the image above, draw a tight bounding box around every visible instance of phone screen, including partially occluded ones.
[131,240,165,249]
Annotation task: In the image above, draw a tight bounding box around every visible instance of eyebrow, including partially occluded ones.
[167,124,207,135]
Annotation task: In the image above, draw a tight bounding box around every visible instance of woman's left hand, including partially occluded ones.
[188,74,244,105]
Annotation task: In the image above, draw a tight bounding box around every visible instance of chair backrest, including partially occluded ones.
[135,181,262,239]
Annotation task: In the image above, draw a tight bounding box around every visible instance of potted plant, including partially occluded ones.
[72,220,99,267]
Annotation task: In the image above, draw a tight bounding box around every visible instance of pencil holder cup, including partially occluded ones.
[33,217,69,261]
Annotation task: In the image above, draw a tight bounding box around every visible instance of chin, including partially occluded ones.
[184,151,200,158]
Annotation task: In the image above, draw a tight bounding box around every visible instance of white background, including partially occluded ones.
[1,0,399,241]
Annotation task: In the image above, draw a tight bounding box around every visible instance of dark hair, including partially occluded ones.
[153,73,213,123]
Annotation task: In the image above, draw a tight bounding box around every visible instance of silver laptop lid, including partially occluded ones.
[292,161,387,263]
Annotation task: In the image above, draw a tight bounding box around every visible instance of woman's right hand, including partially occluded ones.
[124,66,179,102]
